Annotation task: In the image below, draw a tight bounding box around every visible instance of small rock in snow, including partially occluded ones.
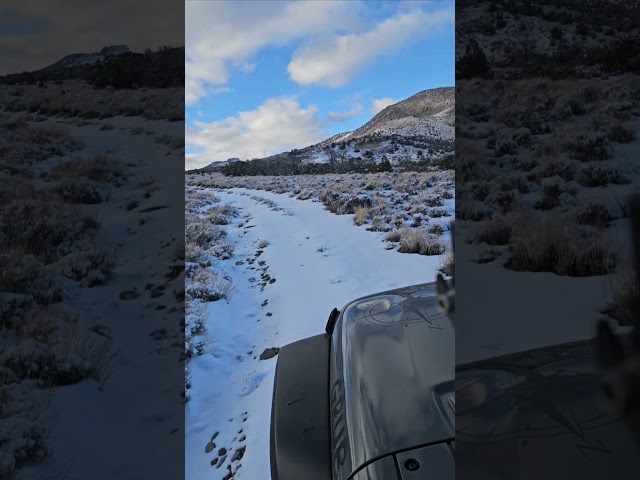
[260,347,280,360]
[119,290,140,300]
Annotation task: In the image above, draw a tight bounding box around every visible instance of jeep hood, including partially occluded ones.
[329,283,455,479]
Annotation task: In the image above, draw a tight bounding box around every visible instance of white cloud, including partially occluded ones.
[185,0,363,105]
[185,95,326,170]
[287,6,454,87]
[371,97,397,114]
[0,1,184,75]
[328,103,364,122]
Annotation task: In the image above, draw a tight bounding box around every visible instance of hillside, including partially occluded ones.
[198,86,455,176]
[0,46,185,89]
[346,86,454,138]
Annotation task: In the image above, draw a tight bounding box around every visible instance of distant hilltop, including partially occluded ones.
[50,45,131,69]
[0,45,185,89]
[189,86,455,175]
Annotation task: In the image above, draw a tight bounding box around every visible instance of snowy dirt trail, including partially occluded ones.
[30,116,185,480]
[186,187,448,480]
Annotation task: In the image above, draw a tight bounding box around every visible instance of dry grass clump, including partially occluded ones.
[353,206,370,226]
[472,215,512,245]
[398,229,445,255]
[574,201,615,229]
[506,211,614,276]
[48,154,125,184]
[385,229,402,242]
[47,154,126,204]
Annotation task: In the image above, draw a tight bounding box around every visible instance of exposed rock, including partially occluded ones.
[260,347,280,360]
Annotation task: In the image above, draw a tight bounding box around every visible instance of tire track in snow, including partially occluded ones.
[186,187,445,480]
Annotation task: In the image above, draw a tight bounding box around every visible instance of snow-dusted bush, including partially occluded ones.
[574,202,615,229]
[0,122,82,166]
[1,199,100,263]
[527,158,576,183]
[186,268,234,303]
[2,308,115,388]
[534,178,577,211]
[607,123,636,143]
[205,203,237,225]
[486,129,516,157]
[185,189,220,213]
[296,188,314,200]
[563,130,613,162]
[0,378,52,477]
[0,254,61,306]
[577,165,629,187]
[428,224,445,235]
[321,191,373,215]
[185,221,227,249]
[0,80,183,121]
[59,248,116,286]
[369,216,392,232]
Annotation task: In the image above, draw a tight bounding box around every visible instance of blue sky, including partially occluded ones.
[185,0,454,169]
[0,2,183,76]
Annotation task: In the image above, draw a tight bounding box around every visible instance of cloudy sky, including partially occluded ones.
[185,0,454,170]
[0,1,183,75]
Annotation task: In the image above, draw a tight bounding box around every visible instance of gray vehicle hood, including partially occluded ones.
[329,283,455,479]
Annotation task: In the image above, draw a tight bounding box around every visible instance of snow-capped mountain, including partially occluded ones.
[322,87,454,145]
[50,45,131,69]
[260,86,454,169]
[193,87,454,175]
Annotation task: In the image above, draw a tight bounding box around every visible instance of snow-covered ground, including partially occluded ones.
[454,75,640,363]
[0,110,184,479]
[184,182,452,479]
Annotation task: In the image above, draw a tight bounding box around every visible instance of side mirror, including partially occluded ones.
[325,308,340,335]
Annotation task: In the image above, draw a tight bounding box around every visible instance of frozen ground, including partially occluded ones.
[184,183,452,480]
[456,0,640,366]
[0,111,184,479]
